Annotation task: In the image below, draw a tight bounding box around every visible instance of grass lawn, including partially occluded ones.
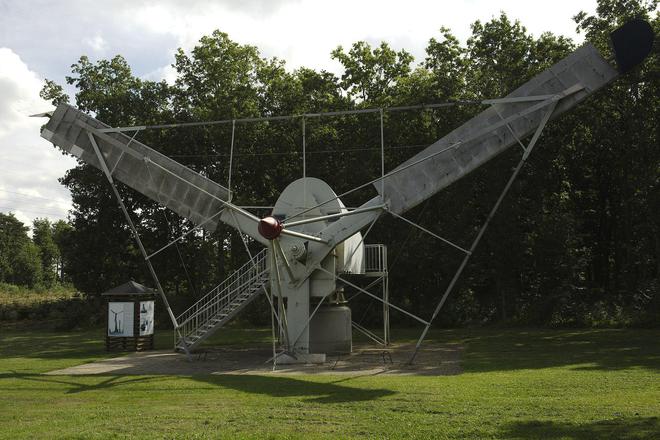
[0,326,658,439]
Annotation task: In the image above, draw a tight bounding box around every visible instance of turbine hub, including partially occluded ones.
[258,216,283,240]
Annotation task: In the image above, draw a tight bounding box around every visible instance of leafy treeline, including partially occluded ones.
[36,0,658,326]
[0,213,71,288]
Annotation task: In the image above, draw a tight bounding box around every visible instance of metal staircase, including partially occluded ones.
[175,248,269,352]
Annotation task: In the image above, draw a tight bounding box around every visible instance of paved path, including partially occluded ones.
[46,342,462,376]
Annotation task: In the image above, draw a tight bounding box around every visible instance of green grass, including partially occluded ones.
[0,327,658,439]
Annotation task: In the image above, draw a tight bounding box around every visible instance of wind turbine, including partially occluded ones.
[37,19,653,363]
[109,309,124,335]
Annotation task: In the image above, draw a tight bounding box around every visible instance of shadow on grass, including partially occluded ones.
[500,417,659,440]
[0,370,163,394]
[193,374,396,403]
[0,370,394,403]
[1,328,395,403]
[439,328,660,373]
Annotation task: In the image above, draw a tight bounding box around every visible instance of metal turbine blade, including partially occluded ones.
[378,43,619,215]
[41,103,261,238]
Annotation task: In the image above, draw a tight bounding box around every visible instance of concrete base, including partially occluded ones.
[309,305,352,354]
[45,342,464,376]
[276,352,326,365]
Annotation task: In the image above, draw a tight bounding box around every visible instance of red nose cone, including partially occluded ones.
[258,216,283,240]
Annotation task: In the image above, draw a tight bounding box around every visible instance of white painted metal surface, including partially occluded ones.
[270,177,364,353]
[42,105,230,231]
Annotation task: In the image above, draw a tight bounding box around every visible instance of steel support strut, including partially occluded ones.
[269,241,292,350]
[316,266,429,326]
[86,132,190,357]
[407,98,561,364]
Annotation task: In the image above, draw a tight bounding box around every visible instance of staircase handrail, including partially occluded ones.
[176,248,267,323]
[177,265,268,330]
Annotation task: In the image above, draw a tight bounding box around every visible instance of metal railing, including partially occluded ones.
[176,248,268,345]
[364,244,387,273]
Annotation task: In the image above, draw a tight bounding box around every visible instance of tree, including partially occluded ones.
[12,241,43,288]
[39,79,69,105]
[32,218,59,287]
[331,41,414,104]
[0,213,28,283]
[51,220,73,283]
[564,0,659,320]
[0,213,42,287]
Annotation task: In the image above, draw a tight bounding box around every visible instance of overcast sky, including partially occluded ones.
[0,0,599,228]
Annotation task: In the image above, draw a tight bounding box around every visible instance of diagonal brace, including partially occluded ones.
[408,98,560,364]
[86,132,188,356]
[316,266,429,326]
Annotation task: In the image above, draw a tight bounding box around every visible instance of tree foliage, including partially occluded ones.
[0,213,41,288]
[0,214,74,289]
[32,218,59,287]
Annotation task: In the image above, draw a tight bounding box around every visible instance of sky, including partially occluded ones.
[0,0,600,228]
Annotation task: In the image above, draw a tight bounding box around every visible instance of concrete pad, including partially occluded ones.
[45,342,462,376]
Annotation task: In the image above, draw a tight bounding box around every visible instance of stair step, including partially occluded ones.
[175,250,270,349]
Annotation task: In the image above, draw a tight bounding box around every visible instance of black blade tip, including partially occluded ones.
[611,18,655,73]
